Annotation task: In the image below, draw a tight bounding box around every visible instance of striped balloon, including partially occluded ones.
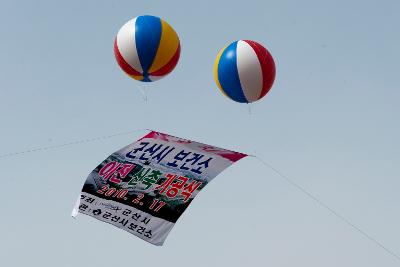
[114,15,181,82]
[214,40,276,103]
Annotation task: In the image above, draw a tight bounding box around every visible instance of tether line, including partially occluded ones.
[251,155,400,263]
[0,129,148,159]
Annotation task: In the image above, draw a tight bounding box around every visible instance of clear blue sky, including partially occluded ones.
[0,0,399,266]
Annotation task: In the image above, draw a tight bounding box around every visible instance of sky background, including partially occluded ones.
[0,0,399,266]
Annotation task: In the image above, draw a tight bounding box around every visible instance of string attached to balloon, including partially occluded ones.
[138,84,149,102]
[247,103,252,115]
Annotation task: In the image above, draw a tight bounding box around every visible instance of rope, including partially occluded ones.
[0,129,148,159]
[251,155,400,262]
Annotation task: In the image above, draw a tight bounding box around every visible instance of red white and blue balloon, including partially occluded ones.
[114,15,181,82]
[214,40,276,103]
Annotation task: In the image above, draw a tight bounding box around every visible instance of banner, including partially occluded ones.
[72,130,247,245]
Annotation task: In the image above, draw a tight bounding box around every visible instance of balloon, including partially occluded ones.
[213,40,276,103]
[114,15,181,82]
